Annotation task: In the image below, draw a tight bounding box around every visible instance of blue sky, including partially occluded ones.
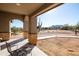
[37,3,79,27]
[11,19,23,28]
[11,3,79,28]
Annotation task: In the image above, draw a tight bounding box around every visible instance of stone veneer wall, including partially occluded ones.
[28,33,37,45]
[0,33,10,41]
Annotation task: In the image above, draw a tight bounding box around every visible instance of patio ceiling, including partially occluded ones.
[0,3,44,15]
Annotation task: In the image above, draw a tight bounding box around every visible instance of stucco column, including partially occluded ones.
[28,16,37,45]
[23,16,29,39]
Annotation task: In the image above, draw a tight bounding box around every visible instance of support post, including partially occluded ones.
[23,16,29,39]
[28,16,37,45]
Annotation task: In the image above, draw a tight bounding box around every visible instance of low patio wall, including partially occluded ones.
[0,32,10,41]
[28,33,37,45]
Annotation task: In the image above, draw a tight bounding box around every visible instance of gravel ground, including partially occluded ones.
[37,37,79,56]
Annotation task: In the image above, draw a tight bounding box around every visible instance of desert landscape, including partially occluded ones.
[37,30,79,56]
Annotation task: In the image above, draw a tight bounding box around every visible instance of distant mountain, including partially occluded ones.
[50,25,63,29]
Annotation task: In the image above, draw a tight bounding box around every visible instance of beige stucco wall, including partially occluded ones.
[0,11,24,32]
[0,11,24,40]
[23,16,29,38]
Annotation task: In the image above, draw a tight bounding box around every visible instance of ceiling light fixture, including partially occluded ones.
[16,3,21,6]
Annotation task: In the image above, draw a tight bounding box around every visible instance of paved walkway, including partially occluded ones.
[38,35,79,40]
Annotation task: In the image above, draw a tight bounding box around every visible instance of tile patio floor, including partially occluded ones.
[0,38,47,56]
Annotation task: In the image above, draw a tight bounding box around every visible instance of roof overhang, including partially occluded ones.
[0,3,63,16]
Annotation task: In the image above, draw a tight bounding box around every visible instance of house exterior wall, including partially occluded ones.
[0,11,24,40]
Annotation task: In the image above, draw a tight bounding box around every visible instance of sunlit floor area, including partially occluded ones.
[0,37,47,56]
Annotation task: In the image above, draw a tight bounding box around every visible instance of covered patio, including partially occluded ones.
[0,3,62,56]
